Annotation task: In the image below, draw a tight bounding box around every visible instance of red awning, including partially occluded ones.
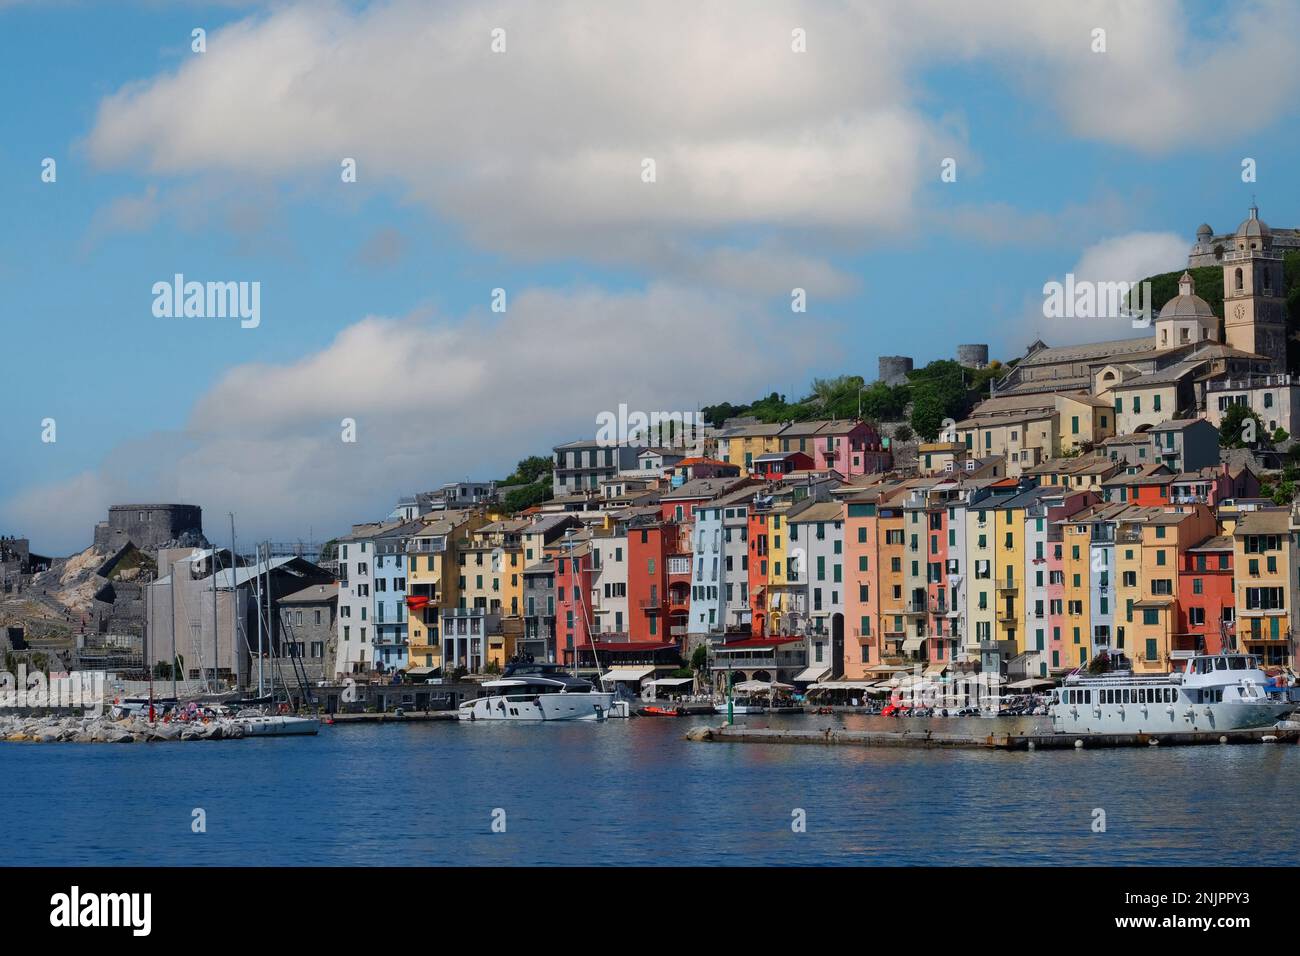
[405,595,430,611]
[592,640,678,652]
[715,636,802,650]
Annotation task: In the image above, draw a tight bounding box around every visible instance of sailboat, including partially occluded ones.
[227,531,318,737]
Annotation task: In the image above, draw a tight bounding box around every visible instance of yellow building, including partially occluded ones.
[1120,506,1216,673]
[1060,516,1092,669]
[1234,509,1293,667]
[459,519,530,668]
[405,511,484,670]
[719,422,783,473]
[1022,453,1120,493]
[955,394,1060,477]
[992,494,1028,653]
[1055,393,1115,453]
[917,442,967,476]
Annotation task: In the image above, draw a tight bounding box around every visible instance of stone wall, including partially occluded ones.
[93,504,204,554]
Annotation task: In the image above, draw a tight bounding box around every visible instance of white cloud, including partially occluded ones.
[2,283,829,553]
[82,0,1300,260]
[1014,230,1189,348]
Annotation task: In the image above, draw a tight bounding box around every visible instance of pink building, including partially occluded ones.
[778,420,891,476]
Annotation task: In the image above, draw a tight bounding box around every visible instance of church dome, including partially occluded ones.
[1196,223,1213,239]
[1158,271,1215,320]
[1236,204,1271,239]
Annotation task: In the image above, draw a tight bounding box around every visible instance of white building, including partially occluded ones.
[335,523,383,676]
[1205,373,1300,439]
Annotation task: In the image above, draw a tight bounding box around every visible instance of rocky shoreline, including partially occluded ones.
[0,713,247,743]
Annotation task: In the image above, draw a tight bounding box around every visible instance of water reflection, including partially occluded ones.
[0,715,1296,865]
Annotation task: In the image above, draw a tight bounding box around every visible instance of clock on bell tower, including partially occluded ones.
[1222,204,1288,371]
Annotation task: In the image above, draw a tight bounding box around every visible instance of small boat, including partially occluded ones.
[1049,652,1295,735]
[641,704,685,717]
[109,697,180,720]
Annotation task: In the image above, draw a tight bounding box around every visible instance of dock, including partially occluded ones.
[325,711,458,724]
[685,724,1300,750]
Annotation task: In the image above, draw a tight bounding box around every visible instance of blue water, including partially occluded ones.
[4,715,1298,865]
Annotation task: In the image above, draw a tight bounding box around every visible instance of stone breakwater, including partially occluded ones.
[0,713,246,743]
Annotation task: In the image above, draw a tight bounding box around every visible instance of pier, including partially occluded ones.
[326,711,458,724]
[685,724,1300,750]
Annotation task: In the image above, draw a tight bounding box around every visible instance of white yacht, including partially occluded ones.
[1049,653,1295,735]
[234,711,320,736]
[458,663,629,721]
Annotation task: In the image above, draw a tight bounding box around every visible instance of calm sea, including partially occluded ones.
[3,714,1297,865]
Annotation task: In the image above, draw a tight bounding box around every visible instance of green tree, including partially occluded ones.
[1135,266,1224,327]
[906,360,972,440]
[1219,404,1265,448]
[701,402,749,426]
[501,455,553,485]
[858,381,909,421]
[503,482,551,513]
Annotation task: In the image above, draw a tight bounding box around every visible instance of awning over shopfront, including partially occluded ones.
[793,666,830,683]
[1006,677,1055,690]
[644,677,693,688]
[600,667,654,684]
[808,680,878,691]
[863,663,911,675]
[924,663,948,676]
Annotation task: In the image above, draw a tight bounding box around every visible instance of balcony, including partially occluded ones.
[639,598,664,612]
[994,580,1018,594]
[1207,373,1294,392]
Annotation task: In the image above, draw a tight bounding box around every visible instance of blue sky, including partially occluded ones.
[2,0,1298,553]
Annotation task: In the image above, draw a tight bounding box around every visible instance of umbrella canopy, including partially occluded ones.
[734,680,795,693]
[1006,677,1055,690]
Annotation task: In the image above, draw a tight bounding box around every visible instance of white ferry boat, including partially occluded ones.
[1049,653,1295,735]
[458,662,629,721]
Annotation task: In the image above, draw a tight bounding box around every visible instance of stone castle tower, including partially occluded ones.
[1223,204,1288,371]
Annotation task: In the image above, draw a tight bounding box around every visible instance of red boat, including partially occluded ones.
[641,705,684,717]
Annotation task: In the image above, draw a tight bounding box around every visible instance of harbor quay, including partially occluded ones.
[686,722,1300,750]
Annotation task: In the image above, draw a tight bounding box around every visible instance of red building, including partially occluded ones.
[554,540,594,667]
[1177,534,1235,654]
[626,517,683,645]
[752,451,814,481]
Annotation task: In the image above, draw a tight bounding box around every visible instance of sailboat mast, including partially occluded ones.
[169,560,177,698]
[211,546,220,693]
[268,542,275,706]
[256,542,265,699]
[230,514,239,695]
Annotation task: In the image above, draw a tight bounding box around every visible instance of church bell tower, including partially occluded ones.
[1223,204,1288,371]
